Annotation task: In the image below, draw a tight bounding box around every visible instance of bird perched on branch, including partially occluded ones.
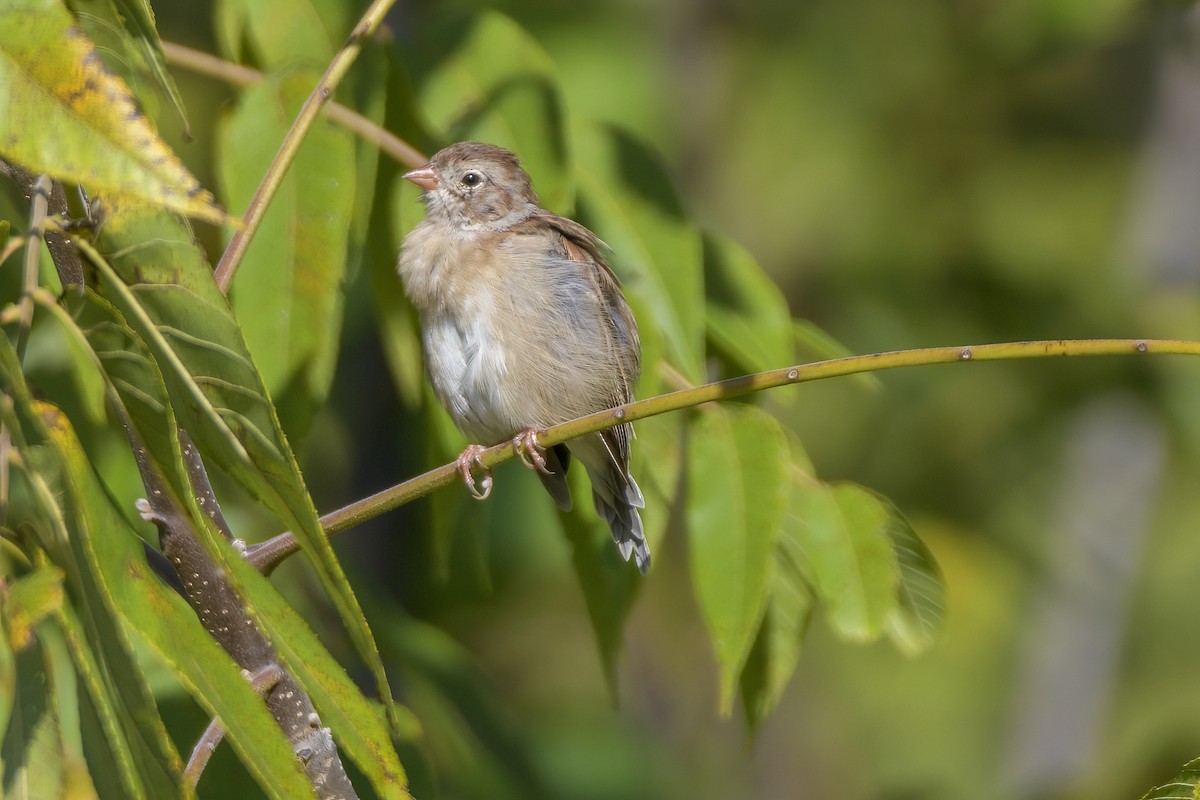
[398,142,649,574]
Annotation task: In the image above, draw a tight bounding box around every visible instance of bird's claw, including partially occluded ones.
[513,428,551,475]
[455,444,493,500]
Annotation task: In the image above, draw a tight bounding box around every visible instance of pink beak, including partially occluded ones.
[403,164,438,191]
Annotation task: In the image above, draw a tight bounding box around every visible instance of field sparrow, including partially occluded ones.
[398,142,649,574]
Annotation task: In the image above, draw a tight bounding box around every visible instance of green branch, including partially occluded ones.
[245,337,1196,572]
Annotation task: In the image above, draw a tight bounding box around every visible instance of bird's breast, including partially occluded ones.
[421,288,516,441]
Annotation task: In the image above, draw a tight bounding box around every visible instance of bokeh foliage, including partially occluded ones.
[0,0,1195,798]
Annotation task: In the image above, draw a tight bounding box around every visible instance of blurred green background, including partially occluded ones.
[27,0,1200,797]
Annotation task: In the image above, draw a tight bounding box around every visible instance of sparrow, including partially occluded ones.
[398,142,650,574]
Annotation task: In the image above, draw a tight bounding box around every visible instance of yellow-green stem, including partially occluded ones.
[245,337,1195,572]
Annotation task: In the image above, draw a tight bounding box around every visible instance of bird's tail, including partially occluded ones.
[593,471,649,574]
[571,432,651,574]
[595,474,652,575]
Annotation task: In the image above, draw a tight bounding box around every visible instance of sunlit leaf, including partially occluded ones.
[793,482,895,642]
[80,199,398,738]
[33,414,317,800]
[67,0,191,133]
[0,0,227,225]
[878,497,944,653]
[0,333,320,798]
[43,275,414,799]
[688,404,788,715]
[217,70,357,436]
[740,434,819,730]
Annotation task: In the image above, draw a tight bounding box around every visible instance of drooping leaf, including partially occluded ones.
[740,435,820,730]
[0,0,227,225]
[2,640,69,799]
[688,404,788,715]
[5,412,169,800]
[878,497,944,653]
[30,413,318,800]
[793,481,896,642]
[36,619,100,798]
[702,232,795,375]
[0,334,318,799]
[67,0,191,134]
[80,198,398,736]
[217,70,357,435]
[42,275,414,799]
[401,10,572,212]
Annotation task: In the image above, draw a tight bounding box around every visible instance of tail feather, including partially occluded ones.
[570,432,650,574]
[593,470,649,575]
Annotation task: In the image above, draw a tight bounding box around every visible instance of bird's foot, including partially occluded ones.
[455,444,493,500]
[512,428,551,475]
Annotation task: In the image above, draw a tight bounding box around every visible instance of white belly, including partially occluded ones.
[422,303,516,443]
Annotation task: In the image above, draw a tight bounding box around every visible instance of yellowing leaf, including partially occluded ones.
[0,0,228,226]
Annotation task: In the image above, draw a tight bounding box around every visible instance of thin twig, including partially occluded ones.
[212,0,400,293]
[245,337,1196,573]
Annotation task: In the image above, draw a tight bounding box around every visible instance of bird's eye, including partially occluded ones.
[461,171,483,188]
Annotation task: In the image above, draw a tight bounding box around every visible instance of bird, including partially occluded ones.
[398,141,650,574]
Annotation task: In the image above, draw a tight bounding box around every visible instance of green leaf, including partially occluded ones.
[1142,758,1200,800]
[572,120,705,384]
[217,70,357,435]
[878,497,944,654]
[3,640,69,799]
[43,273,413,798]
[54,596,172,800]
[4,565,64,651]
[793,482,896,642]
[0,357,319,800]
[0,0,227,225]
[402,10,572,212]
[702,232,795,375]
[81,199,399,738]
[688,404,788,715]
[215,0,347,69]
[199,536,416,798]
[37,621,100,798]
[67,0,192,134]
[0,588,12,737]
[740,435,820,730]
[32,414,318,799]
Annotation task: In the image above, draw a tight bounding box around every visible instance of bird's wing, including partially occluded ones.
[535,211,642,470]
